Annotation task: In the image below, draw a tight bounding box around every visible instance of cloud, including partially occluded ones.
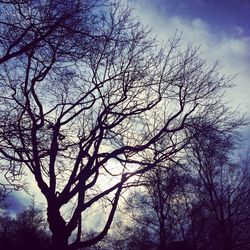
[2,193,24,216]
[233,25,245,37]
[126,0,250,151]
[128,0,250,117]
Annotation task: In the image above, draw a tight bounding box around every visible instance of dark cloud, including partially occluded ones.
[135,0,250,37]
[5,192,25,214]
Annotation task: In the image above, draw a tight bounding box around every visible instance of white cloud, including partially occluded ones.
[128,0,250,116]
[233,25,245,37]
[6,0,250,212]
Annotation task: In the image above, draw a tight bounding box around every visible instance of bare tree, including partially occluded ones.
[124,164,190,250]
[186,121,250,250]
[0,0,238,249]
[0,200,51,250]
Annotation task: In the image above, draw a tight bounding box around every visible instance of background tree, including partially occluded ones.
[0,0,244,249]
[0,200,51,250]
[124,164,191,250]
[185,120,250,250]
[107,220,155,250]
[116,118,248,250]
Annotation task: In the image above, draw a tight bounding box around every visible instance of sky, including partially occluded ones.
[134,0,250,37]
[4,0,250,213]
[128,0,250,146]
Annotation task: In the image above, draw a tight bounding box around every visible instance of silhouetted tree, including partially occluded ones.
[0,201,51,250]
[186,121,250,250]
[109,221,156,250]
[125,164,190,250]
[166,240,196,250]
[0,0,243,249]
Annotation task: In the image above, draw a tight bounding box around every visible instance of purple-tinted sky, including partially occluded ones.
[156,0,250,36]
[5,0,250,213]
[128,0,250,147]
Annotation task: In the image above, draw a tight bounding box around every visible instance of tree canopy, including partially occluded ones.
[0,0,246,249]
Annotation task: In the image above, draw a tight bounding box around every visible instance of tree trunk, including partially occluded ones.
[159,217,166,250]
[51,231,69,250]
[47,203,70,250]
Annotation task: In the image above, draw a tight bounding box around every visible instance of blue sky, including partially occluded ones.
[5,0,250,213]
[128,0,250,147]
[144,0,250,37]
